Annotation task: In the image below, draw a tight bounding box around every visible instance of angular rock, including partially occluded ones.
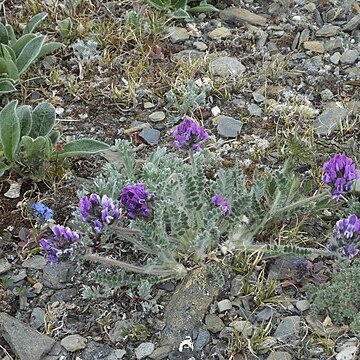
[0,312,55,360]
[209,56,245,77]
[194,328,210,352]
[30,307,45,329]
[274,316,300,340]
[60,334,87,352]
[109,320,133,343]
[42,262,74,289]
[139,127,160,145]
[208,27,231,40]
[216,116,243,138]
[217,299,232,313]
[314,102,348,135]
[325,38,343,53]
[232,320,254,337]
[160,267,220,347]
[220,7,267,26]
[267,351,292,360]
[22,255,47,270]
[303,41,325,53]
[336,345,358,360]
[315,25,340,37]
[0,259,11,274]
[248,103,262,117]
[296,299,310,312]
[149,345,172,360]
[340,50,359,65]
[343,14,360,32]
[330,52,341,64]
[205,314,225,333]
[79,341,126,360]
[193,41,207,51]
[168,27,189,43]
[135,342,155,360]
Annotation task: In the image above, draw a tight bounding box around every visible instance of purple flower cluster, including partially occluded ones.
[172,117,209,152]
[29,202,53,224]
[120,183,153,220]
[39,225,80,264]
[79,194,121,233]
[322,154,359,199]
[329,214,360,259]
[211,194,231,217]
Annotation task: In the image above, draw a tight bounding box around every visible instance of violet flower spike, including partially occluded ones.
[322,154,359,200]
[172,117,209,152]
[211,194,231,217]
[120,183,153,220]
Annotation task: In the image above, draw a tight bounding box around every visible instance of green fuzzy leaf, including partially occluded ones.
[21,135,52,159]
[0,78,16,94]
[37,42,64,59]
[5,25,16,44]
[0,23,9,44]
[48,130,60,145]
[16,35,45,75]
[11,33,36,57]
[23,12,48,35]
[53,139,110,159]
[171,8,190,18]
[0,162,9,177]
[147,0,168,10]
[29,102,56,138]
[188,3,218,12]
[17,105,32,137]
[0,58,18,80]
[0,100,20,162]
[58,17,73,39]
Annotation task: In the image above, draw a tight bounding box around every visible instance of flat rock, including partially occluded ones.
[0,259,11,274]
[340,50,359,65]
[139,127,160,145]
[216,116,243,138]
[0,312,55,360]
[168,27,189,43]
[30,307,45,329]
[248,103,262,117]
[205,314,225,333]
[343,14,360,31]
[22,255,47,270]
[42,262,74,289]
[194,327,211,352]
[274,316,300,340]
[220,7,267,26]
[303,41,325,53]
[315,25,339,37]
[149,111,165,122]
[232,320,254,337]
[336,345,358,360]
[79,341,126,360]
[267,351,292,360]
[330,52,341,64]
[149,345,172,360]
[160,267,220,348]
[217,299,232,313]
[314,102,348,135]
[209,56,245,77]
[296,299,310,312]
[135,342,155,359]
[171,50,204,63]
[208,27,231,40]
[60,334,87,352]
[193,41,207,51]
[109,320,133,343]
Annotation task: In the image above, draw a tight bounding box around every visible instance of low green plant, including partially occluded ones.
[76,138,329,281]
[147,0,218,18]
[308,259,360,333]
[0,12,63,94]
[0,100,109,179]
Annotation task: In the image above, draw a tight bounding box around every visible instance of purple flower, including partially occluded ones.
[322,154,359,199]
[120,183,153,220]
[172,117,209,152]
[29,202,53,224]
[211,194,231,217]
[330,214,360,259]
[78,194,121,232]
[39,225,79,264]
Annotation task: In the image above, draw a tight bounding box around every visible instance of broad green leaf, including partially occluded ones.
[171,8,190,18]
[5,25,16,44]
[2,44,16,63]
[0,162,9,177]
[53,139,109,159]
[16,35,45,75]
[37,42,64,59]
[17,105,32,137]
[29,102,56,138]
[0,79,16,94]
[58,17,73,39]
[21,135,48,158]
[173,0,187,9]
[48,130,60,145]
[0,100,20,162]
[0,23,9,44]
[188,3,219,12]
[0,55,18,81]
[147,0,168,10]
[12,33,36,57]
[23,12,48,35]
